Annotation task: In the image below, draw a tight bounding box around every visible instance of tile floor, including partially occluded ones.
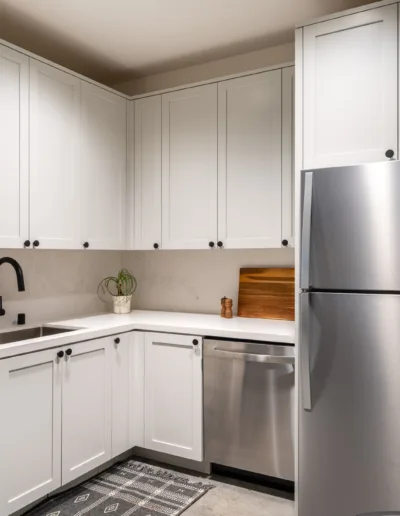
[185,478,294,516]
[144,459,295,516]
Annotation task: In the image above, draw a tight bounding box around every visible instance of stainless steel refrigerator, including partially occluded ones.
[299,161,400,516]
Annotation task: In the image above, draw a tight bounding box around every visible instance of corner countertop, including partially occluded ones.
[0,310,295,359]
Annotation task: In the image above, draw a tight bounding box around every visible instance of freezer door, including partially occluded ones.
[299,292,400,516]
[300,161,400,291]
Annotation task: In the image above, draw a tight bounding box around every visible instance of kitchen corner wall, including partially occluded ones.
[0,250,122,329]
[124,249,295,315]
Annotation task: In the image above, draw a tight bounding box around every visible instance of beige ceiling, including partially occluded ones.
[0,0,374,85]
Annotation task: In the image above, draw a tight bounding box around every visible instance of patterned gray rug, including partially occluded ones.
[26,459,213,516]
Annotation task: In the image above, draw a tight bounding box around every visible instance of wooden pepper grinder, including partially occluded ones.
[224,298,233,319]
[220,297,227,318]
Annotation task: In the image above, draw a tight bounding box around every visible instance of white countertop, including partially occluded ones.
[0,310,295,359]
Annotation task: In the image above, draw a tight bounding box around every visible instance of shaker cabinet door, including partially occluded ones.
[0,349,62,515]
[62,338,111,484]
[144,332,203,461]
[162,85,218,250]
[0,45,29,248]
[80,83,127,250]
[133,96,162,250]
[110,333,131,458]
[282,66,295,248]
[303,4,398,168]
[30,59,81,249]
[217,70,282,249]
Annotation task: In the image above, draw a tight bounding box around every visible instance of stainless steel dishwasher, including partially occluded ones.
[204,338,295,481]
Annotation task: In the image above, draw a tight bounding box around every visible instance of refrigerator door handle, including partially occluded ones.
[300,293,312,410]
[300,171,313,290]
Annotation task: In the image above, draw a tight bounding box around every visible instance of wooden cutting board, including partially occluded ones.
[238,268,295,321]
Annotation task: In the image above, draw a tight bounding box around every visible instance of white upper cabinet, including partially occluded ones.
[80,82,127,250]
[133,96,162,250]
[144,332,203,461]
[302,4,398,169]
[0,348,61,515]
[0,45,29,249]
[62,338,111,484]
[218,70,282,249]
[282,66,295,248]
[30,60,81,249]
[162,85,218,250]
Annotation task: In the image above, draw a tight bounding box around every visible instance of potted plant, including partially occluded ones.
[98,268,137,314]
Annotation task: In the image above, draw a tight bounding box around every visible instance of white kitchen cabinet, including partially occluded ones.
[110,333,131,458]
[302,4,398,169]
[133,96,162,250]
[217,70,282,249]
[62,338,111,484]
[144,332,203,461]
[162,85,218,250]
[282,66,295,248]
[0,45,29,249]
[80,82,127,250]
[30,59,81,249]
[0,348,61,515]
[130,331,145,448]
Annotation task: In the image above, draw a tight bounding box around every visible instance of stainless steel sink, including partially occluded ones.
[0,326,78,345]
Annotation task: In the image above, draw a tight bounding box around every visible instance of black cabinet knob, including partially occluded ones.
[208,242,215,248]
[192,339,199,346]
[33,240,40,248]
[217,241,223,248]
[282,239,289,247]
[57,350,64,358]
[83,242,89,249]
[114,338,120,344]
[24,240,31,248]
[153,243,159,249]
[66,348,72,356]
[385,149,395,159]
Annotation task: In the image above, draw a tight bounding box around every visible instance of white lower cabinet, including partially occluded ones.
[61,338,111,484]
[0,348,62,515]
[130,332,145,448]
[0,328,203,515]
[144,332,203,461]
[110,332,131,457]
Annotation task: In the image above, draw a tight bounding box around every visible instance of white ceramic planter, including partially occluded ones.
[112,295,132,314]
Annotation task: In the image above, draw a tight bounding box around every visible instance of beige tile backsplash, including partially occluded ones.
[0,249,122,328]
[124,248,295,316]
[0,248,294,328]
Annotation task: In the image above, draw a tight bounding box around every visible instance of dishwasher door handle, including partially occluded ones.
[211,348,295,365]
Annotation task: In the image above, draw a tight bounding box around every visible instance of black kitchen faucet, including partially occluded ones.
[0,257,25,316]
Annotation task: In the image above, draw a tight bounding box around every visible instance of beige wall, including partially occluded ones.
[114,42,294,95]
[125,249,295,316]
[0,250,121,329]
[0,247,294,328]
